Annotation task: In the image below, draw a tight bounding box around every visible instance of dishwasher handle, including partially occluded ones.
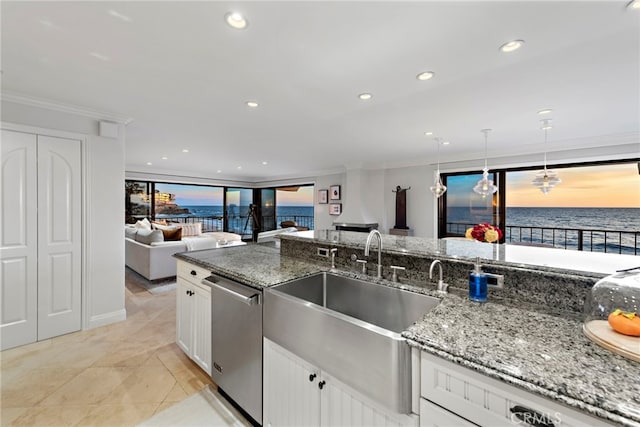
[202,275,261,306]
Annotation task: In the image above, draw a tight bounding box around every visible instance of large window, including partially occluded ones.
[440,160,640,254]
[275,185,314,230]
[125,181,315,239]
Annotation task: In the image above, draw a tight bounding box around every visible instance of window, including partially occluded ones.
[440,160,639,254]
[275,185,314,230]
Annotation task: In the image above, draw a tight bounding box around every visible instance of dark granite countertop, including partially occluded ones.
[174,243,640,426]
[281,230,639,276]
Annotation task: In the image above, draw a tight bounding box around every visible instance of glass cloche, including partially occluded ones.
[583,267,640,362]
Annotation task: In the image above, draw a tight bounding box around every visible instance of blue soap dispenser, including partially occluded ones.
[469,257,488,302]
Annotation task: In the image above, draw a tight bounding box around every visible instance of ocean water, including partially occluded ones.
[156,205,315,232]
[448,207,640,254]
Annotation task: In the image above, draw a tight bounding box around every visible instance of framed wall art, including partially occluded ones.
[330,185,341,201]
[318,189,328,204]
[329,203,342,216]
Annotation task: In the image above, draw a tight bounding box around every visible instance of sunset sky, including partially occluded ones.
[154,183,314,206]
[506,163,640,208]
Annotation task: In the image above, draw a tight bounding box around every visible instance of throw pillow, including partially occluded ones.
[135,218,152,229]
[161,227,182,241]
[153,222,178,231]
[177,222,202,237]
[152,219,168,226]
[135,228,164,245]
[125,227,138,239]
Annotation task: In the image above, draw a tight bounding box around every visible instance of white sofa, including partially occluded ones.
[125,230,242,281]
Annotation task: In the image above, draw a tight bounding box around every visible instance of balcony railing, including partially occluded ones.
[140,214,315,239]
[446,222,639,255]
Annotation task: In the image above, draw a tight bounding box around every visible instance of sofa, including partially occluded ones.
[125,220,242,281]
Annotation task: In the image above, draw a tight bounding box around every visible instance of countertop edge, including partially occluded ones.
[406,338,639,427]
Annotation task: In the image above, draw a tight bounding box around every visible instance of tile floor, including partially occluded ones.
[1,271,215,426]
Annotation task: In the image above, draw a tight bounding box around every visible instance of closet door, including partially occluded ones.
[37,135,82,340]
[0,130,38,350]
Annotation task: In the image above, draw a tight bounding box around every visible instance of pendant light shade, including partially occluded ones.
[531,120,561,194]
[473,129,498,197]
[430,137,447,198]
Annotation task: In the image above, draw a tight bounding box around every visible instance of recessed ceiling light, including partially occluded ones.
[627,0,640,10]
[537,109,553,115]
[262,161,268,165]
[499,40,525,53]
[38,19,57,29]
[225,12,248,29]
[146,162,152,166]
[442,141,450,145]
[358,93,372,100]
[89,52,110,61]
[182,149,189,153]
[108,10,132,22]
[424,131,433,136]
[416,71,435,81]
[161,156,168,160]
[217,170,222,173]
[237,166,242,170]
[246,101,259,108]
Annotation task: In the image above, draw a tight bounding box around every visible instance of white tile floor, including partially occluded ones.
[0,269,235,426]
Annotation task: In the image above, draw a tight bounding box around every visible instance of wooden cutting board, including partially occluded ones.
[583,320,640,362]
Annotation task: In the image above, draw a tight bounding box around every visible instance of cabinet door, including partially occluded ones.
[320,372,419,427]
[0,130,38,350]
[420,398,476,427]
[176,279,193,355]
[191,282,211,375]
[36,135,82,340]
[264,338,320,427]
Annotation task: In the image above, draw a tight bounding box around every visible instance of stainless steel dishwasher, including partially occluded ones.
[202,273,262,425]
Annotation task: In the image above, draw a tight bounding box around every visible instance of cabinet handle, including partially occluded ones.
[509,405,556,427]
[309,373,316,382]
[318,380,326,390]
[186,290,190,295]
[190,270,197,276]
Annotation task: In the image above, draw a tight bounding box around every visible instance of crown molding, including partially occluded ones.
[1,91,134,125]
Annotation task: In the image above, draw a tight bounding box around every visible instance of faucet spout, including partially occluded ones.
[429,259,448,293]
[364,230,383,279]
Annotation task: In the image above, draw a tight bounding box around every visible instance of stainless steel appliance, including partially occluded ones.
[202,274,263,425]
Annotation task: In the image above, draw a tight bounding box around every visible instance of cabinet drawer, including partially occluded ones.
[420,352,612,427]
[420,398,476,427]
[177,260,211,285]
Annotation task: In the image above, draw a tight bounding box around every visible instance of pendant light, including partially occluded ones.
[531,120,561,194]
[430,137,447,198]
[472,129,498,197]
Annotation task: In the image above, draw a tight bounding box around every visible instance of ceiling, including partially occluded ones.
[2,1,639,182]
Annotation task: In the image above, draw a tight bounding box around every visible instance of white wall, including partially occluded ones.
[384,165,436,238]
[2,100,126,330]
[313,173,345,230]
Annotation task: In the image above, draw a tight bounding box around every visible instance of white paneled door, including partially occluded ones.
[1,130,38,349]
[0,130,82,350]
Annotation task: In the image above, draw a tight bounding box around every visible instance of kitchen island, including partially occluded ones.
[174,234,640,427]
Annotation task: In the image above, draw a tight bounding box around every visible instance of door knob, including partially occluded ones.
[190,270,197,276]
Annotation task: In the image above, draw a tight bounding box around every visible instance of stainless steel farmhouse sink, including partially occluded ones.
[264,272,440,414]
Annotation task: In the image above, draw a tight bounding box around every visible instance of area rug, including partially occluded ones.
[125,268,177,295]
[137,385,251,426]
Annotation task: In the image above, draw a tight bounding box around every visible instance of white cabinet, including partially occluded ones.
[264,338,419,427]
[419,399,475,427]
[1,129,82,350]
[176,260,212,375]
[420,351,612,427]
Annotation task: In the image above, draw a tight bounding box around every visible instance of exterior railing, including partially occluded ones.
[136,214,315,239]
[446,222,639,255]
